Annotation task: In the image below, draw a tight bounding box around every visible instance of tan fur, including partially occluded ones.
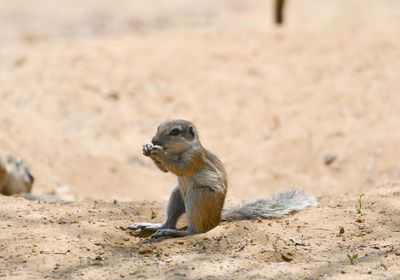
[185,188,225,233]
[0,163,6,189]
[162,150,204,177]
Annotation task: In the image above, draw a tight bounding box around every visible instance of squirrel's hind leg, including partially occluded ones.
[150,188,225,239]
[128,186,185,233]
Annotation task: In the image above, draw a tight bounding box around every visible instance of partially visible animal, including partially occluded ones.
[0,152,34,196]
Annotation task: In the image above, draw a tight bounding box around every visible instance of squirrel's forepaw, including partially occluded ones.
[142,144,153,156]
[127,222,163,232]
[142,144,164,157]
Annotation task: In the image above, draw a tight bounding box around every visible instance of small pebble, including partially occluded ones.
[95,255,103,261]
[323,153,337,165]
[138,246,153,255]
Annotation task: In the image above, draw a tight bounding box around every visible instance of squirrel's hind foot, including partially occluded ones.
[150,228,193,240]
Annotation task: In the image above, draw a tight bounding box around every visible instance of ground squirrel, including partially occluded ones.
[0,152,34,196]
[128,119,316,239]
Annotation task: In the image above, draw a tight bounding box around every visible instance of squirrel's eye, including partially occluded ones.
[169,128,181,136]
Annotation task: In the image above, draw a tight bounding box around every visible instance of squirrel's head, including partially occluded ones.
[151,119,200,154]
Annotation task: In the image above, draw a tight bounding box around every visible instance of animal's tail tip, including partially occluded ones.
[286,187,318,208]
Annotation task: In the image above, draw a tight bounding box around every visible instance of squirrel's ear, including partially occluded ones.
[188,126,195,139]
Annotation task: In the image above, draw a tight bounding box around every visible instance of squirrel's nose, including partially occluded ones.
[151,137,162,146]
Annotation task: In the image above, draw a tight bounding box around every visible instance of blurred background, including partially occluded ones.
[0,0,399,201]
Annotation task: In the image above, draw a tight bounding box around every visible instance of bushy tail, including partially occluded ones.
[222,189,317,221]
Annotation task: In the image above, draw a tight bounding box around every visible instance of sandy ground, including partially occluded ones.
[1,182,400,279]
[1,0,400,279]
